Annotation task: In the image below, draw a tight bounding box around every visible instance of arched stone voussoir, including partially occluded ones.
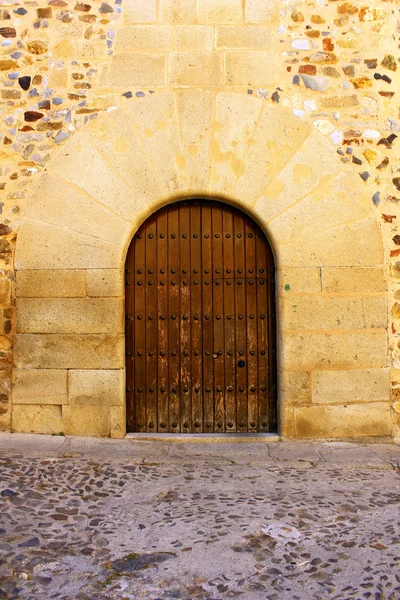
[232,103,312,207]
[123,93,189,196]
[48,131,146,223]
[253,127,342,222]
[24,171,133,247]
[15,219,124,271]
[208,92,263,198]
[266,170,373,246]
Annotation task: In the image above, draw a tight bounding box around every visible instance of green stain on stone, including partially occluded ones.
[285,284,291,291]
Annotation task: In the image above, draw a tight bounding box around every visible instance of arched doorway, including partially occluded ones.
[125,199,277,434]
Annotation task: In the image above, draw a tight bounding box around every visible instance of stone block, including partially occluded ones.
[277,267,321,295]
[12,405,63,435]
[49,131,143,222]
[280,296,387,330]
[126,93,187,195]
[124,0,157,23]
[26,172,132,246]
[322,267,386,293]
[245,0,278,23]
[268,171,371,246]
[16,298,124,334]
[282,331,387,370]
[225,51,281,87]
[62,405,110,437]
[87,269,124,297]
[216,26,273,48]
[234,106,310,205]
[169,52,222,86]
[312,368,390,404]
[280,407,295,438]
[160,0,196,22]
[253,129,339,221]
[54,39,107,60]
[210,93,262,195]
[110,405,126,438]
[69,369,124,406]
[279,371,311,406]
[15,220,123,271]
[16,270,86,298]
[115,26,173,51]
[14,334,125,369]
[294,403,392,438]
[174,25,214,50]
[12,369,68,405]
[0,279,11,304]
[87,110,163,207]
[277,218,384,268]
[176,89,214,191]
[109,53,166,87]
[198,0,243,23]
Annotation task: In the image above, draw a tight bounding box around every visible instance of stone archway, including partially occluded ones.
[12,92,390,439]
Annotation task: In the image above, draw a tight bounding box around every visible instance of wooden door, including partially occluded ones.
[125,200,277,434]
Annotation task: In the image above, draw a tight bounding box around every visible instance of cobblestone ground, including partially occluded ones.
[0,436,400,600]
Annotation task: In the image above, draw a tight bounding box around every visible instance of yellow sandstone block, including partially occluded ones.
[124,0,157,23]
[245,0,279,23]
[109,53,166,87]
[68,370,124,406]
[279,371,311,407]
[176,89,214,191]
[87,270,124,297]
[14,334,125,369]
[16,270,86,298]
[169,52,222,86]
[160,0,197,23]
[110,405,126,438]
[294,403,392,438]
[12,405,63,435]
[282,331,387,370]
[277,267,321,295]
[322,267,386,293]
[16,298,124,334]
[115,26,173,52]
[280,296,387,330]
[174,25,214,50]
[216,26,273,49]
[15,220,123,271]
[225,51,281,87]
[198,0,243,23]
[12,369,68,405]
[312,369,390,404]
[62,405,110,437]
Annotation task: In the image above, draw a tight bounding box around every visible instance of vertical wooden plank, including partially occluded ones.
[201,201,214,433]
[179,202,192,432]
[190,200,203,432]
[168,205,180,431]
[223,207,236,432]
[157,209,169,432]
[212,203,225,431]
[125,242,134,432]
[234,212,247,432]
[133,226,146,432]
[245,217,258,432]
[266,241,278,431]
[145,216,157,432]
[256,228,269,432]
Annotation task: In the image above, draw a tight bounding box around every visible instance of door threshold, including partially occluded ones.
[125,432,280,443]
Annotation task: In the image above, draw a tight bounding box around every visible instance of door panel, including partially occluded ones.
[125,199,277,434]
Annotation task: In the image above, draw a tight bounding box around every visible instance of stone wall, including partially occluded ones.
[0,0,398,439]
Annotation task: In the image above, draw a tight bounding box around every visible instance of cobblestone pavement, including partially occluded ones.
[0,434,400,600]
